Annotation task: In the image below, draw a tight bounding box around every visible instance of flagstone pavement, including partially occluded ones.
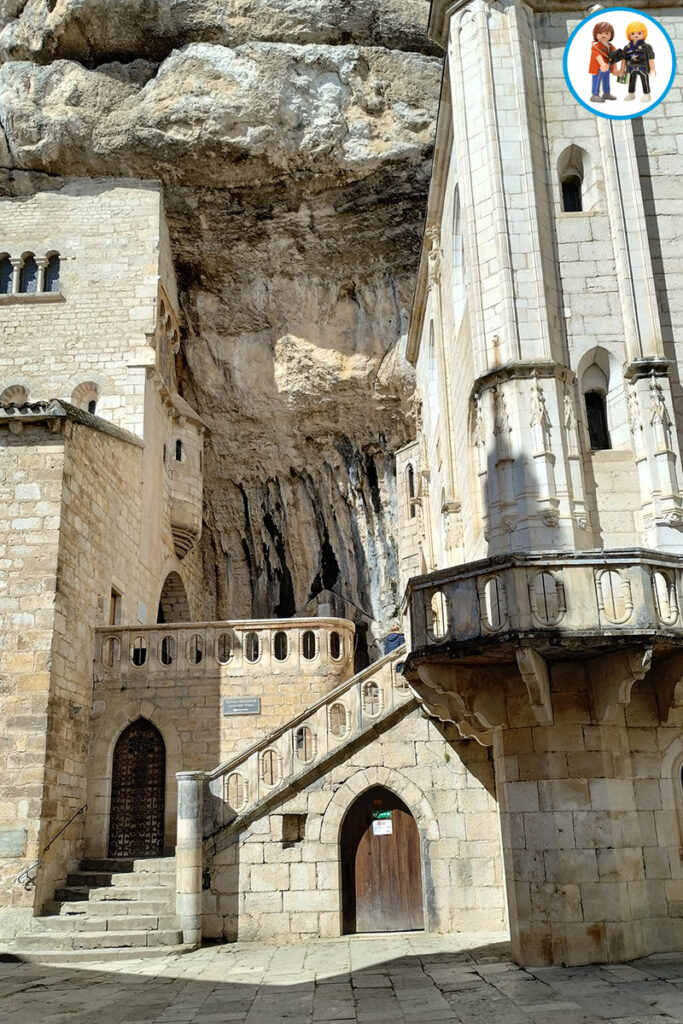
[1,931,683,1024]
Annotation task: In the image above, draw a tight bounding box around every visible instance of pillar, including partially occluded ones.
[176,770,204,946]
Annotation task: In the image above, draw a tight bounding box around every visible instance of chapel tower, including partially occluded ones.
[399,0,683,966]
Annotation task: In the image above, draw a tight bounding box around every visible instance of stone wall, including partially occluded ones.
[495,670,683,965]
[0,421,64,936]
[0,181,170,438]
[205,708,507,941]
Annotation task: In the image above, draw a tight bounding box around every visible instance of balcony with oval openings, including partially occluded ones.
[652,571,679,627]
[329,702,350,740]
[216,632,234,665]
[260,748,282,789]
[244,631,260,664]
[362,680,383,718]
[301,630,317,661]
[294,726,315,765]
[273,631,289,662]
[225,772,249,813]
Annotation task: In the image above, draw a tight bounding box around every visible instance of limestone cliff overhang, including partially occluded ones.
[428,0,671,47]
[0,399,144,447]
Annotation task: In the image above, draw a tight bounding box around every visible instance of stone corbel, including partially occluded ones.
[414,663,507,744]
[516,648,553,725]
[587,647,653,723]
[654,651,683,724]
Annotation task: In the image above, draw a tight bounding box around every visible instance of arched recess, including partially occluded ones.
[108,718,165,858]
[0,384,29,406]
[157,571,191,623]
[577,346,629,450]
[557,144,597,212]
[86,701,182,858]
[340,785,424,934]
[71,380,100,414]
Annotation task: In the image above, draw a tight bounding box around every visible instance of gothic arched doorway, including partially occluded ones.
[157,571,191,624]
[108,719,166,858]
[340,786,423,934]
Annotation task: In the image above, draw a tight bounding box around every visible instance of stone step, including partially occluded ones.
[11,944,192,964]
[17,927,183,951]
[35,914,179,933]
[88,885,175,903]
[66,870,175,889]
[46,899,173,918]
[81,857,175,874]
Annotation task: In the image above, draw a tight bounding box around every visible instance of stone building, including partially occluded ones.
[0,179,506,954]
[400,0,683,968]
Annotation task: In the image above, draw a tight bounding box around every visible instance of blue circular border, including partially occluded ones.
[563,7,677,120]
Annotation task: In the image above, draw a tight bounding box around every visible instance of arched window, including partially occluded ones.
[44,254,60,293]
[407,464,416,519]
[452,186,465,326]
[582,362,611,451]
[19,255,38,294]
[0,256,12,295]
[561,176,582,213]
[71,381,99,414]
[175,439,183,462]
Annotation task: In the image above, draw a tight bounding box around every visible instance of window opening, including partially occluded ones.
[175,439,183,461]
[0,257,12,295]
[131,636,147,667]
[44,254,60,292]
[407,464,416,519]
[109,589,121,625]
[585,391,611,450]
[245,631,260,663]
[282,813,307,847]
[561,176,583,212]
[329,630,342,660]
[19,256,38,294]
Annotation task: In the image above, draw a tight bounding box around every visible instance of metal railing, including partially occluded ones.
[16,803,87,891]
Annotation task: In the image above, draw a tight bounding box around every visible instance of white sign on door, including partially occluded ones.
[373,819,393,836]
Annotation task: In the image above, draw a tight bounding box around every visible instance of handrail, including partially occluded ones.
[207,645,407,781]
[15,803,87,891]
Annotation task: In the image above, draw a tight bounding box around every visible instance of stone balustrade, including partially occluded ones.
[203,645,411,835]
[407,550,683,657]
[94,617,356,684]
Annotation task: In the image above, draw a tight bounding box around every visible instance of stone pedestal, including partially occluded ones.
[176,770,204,946]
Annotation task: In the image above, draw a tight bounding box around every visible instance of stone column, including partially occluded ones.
[176,771,204,947]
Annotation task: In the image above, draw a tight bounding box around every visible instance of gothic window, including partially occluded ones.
[19,255,38,294]
[44,254,60,292]
[558,145,589,212]
[585,391,611,450]
[0,256,11,294]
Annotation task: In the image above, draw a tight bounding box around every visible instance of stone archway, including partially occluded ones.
[340,785,423,934]
[158,571,191,623]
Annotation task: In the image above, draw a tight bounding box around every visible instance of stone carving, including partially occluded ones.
[426,225,443,286]
[515,648,553,725]
[588,647,653,723]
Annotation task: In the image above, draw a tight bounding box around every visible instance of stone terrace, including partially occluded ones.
[2,933,683,1024]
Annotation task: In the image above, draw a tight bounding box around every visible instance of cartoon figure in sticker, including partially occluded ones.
[588,21,617,103]
[618,21,656,102]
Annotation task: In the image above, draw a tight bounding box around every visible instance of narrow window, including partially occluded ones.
[44,254,60,293]
[19,256,38,294]
[407,464,416,519]
[88,399,97,414]
[131,636,147,667]
[109,589,121,625]
[175,439,183,461]
[0,257,12,295]
[585,391,611,450]
[561,176,583,213]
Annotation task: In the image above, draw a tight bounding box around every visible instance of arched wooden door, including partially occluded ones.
[108,719,165,858]
[341,786,423,934]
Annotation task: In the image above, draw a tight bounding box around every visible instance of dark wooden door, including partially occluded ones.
[108,719,165,858]
[341,786,423,934]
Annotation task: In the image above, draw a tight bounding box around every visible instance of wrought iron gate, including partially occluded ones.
[108,718,165,858]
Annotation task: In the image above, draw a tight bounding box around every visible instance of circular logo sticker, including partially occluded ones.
[563,7,676,119]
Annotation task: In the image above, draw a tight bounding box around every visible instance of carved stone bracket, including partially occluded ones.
[587,646,654,723]
[654,651,683,724]
[516,648,553,725]
[414,663,507,745]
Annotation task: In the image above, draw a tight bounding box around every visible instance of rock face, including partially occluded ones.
[0,1,441,653]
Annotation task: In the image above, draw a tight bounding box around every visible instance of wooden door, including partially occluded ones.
[108,719,165,858]
[341,786,423,934]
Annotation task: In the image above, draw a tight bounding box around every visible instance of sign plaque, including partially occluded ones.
[222,697,261,716]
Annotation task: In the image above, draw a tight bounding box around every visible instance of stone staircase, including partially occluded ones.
[12,856,187,962]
